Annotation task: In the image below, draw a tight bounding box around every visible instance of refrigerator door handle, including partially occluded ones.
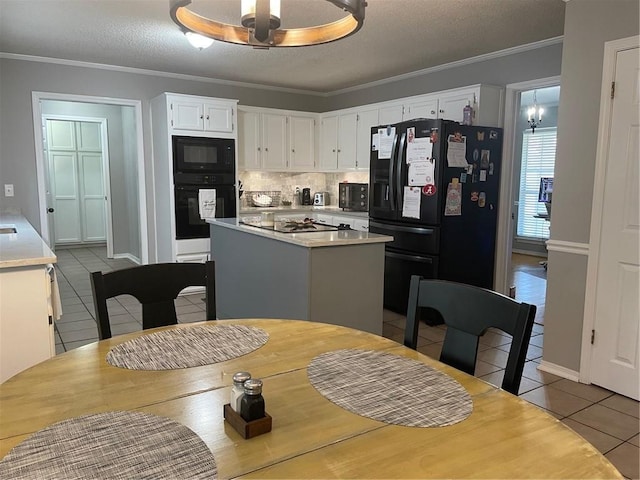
[386,250,434,264]
[370,220,435,235]
[388,132,399,211]
[396,132,406,209]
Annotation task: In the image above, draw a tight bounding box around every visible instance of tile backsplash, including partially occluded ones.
[239,171,369,206]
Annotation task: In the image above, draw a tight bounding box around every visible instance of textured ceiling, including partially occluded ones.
[0,0,566,94]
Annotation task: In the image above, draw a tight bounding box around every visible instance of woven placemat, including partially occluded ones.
[107,324,269,370]
[307,349,472,427]
[0,411,217,479]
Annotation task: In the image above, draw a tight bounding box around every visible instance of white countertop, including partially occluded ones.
[239,206,369,219]
[208,218,393,248]
[0,213,57,269]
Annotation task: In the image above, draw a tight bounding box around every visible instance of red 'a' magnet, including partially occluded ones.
[422,184,437,196]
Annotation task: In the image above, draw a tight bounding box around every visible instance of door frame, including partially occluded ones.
[580,35,640,384]
[32,92,149,264]
[43,115,113,256]
[495,75,561,294]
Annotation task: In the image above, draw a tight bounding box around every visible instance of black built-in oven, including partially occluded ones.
[172,134,237,240]
[174,173,236,239]
[172,135,235,174]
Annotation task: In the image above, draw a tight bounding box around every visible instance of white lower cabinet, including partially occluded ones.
[1,265,55,383]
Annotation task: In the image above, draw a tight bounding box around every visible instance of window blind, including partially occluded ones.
[516,127,557,240]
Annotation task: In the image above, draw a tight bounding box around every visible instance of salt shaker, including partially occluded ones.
[240,378,265,422]
[230,371,251,413]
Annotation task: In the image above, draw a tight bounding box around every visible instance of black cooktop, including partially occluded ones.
[240,219,349,233]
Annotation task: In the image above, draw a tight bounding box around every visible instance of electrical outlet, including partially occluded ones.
[4,184,14,197]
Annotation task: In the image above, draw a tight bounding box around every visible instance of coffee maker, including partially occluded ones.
[301,188,312,205]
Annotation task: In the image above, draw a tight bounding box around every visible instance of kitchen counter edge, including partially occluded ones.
[207,218,393,248]
[0,213,57,269]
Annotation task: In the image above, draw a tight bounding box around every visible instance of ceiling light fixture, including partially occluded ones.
[170,0,367,49]
[527,90,544,134]
[185,32,215,49]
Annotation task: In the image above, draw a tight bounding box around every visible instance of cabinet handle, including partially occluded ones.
[265,148,269,152]
[292,149,295,152]
[332,149,336,152]
[206,115,210,120]
[257,147,261,151]
[337,149,341,153]
[431,110,436,114]
[439,109,444,113]
[200,115,204,119]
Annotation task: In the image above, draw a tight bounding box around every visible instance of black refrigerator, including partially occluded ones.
[369,119,502,315]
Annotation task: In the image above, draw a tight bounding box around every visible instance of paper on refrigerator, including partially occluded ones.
[446,134,469,167]
[406,137,432,164]
[402,186,421,219]
[408,159,435,186]
[377,127,396,159]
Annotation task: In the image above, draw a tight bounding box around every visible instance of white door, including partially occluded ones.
[590,46,640,400]
[46,119,108,245]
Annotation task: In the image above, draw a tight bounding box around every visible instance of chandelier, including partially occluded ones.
[170,0,367,49]
[526,90,544,133]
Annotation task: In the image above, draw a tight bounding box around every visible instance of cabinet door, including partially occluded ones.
[204,103,234,132]
[437,90,476,123]
[378,104,404,125]
[172,99,204,130]
[337,113,357,170]
[319,115,338,170]
[261,113,288,170]
[353,218,369,232]
[356,109,378,171]
[238,111,262,170]
[289,116,316,171]
[404,98,438,121]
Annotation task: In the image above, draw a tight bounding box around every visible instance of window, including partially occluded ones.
[517,127,556,240]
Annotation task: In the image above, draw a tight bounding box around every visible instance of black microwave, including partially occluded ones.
[339,183,369,211]
[172,135,235,174]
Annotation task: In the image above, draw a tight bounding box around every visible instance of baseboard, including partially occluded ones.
[537,360,580,382]
[113,253,141,265]
[512,249,547,258]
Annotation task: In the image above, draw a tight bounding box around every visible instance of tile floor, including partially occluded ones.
[54,247,639,479]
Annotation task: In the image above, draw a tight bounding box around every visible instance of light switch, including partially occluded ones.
[4,184,14,197]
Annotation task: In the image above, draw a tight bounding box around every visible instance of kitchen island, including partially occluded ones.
[207,218,393,334]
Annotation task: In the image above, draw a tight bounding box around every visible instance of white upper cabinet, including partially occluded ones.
[319,113,357,171]
[238,110,262,170]
[169,94,236,133]
[436,90,476,124]
[355,109,378,171]
[403,97,438,121]
[238,107,318,171]
[289,115,316,171]
[378,104,404,125]
[261,113,288,171]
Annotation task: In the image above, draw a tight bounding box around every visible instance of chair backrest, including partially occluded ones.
[403,276,536,395]
[90,261,216,340]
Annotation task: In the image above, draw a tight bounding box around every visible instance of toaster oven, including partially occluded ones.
[339,183,369,211]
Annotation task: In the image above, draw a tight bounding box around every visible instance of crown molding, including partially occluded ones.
[328,36,564,96]
[0,52,326,97]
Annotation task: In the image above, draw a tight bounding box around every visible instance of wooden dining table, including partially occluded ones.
[0,319,622,479]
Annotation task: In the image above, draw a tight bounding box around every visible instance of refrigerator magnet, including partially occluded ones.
[478,192,486,208]
[444,182,462,216]
[430,130,438,143]
[489,162,494,175]
[422,184,437,196]
[460,172,467,183]
[473,149,479,163]
[480,170,487,182]
[480,150,490,169]
[477,131,485,141]
[470,191,479,202]
[490,130,499,140]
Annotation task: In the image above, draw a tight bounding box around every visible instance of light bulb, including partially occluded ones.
[185,32,214,50]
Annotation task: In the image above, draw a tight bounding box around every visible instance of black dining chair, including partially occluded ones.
[90,261,216,340]
[403,276,536,395]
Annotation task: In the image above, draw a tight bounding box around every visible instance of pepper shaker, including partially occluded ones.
[240,378,265,422]
[230,371,251,413]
